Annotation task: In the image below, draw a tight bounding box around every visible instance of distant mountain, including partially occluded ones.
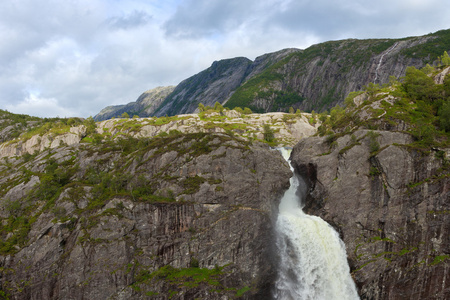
[94,86,174,121]
[94,29,450,119]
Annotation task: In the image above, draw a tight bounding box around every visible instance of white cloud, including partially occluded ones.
[6,93,74,118]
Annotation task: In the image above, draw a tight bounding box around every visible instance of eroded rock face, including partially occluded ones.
[291,130,450,299]
[0,133,291,299]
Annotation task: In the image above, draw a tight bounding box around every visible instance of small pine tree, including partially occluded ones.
[83,116,97,135]
[363,82,381,98]
[421,64,435,75]
[263,124,275,142]
[439,51,450,66]
[121,112,130,119]
[243,107,252,114]
[388,75,399,86]
[214,101,224,112]
[289,107,295,114]
[198,103,206,112]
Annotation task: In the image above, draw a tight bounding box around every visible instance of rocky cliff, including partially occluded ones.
[0,109,320,299]
[291,130,449,299]
[290,67,450,299]
[95,29,450,119]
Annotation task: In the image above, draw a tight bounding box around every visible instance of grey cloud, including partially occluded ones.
[164,0,262,38]
[265,0,447,40]
[106,10,152,30]
[164,0,448,43]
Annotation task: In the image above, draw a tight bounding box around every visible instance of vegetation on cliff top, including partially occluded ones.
[316,61,450,151]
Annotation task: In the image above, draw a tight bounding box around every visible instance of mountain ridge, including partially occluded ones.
[94,29,450,120]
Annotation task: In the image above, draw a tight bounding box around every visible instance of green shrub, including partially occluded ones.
[367,131,380,153]
[190,257,200,268]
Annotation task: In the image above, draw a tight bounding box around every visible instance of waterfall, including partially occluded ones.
[374,42,398,84]
[273,148,359,300]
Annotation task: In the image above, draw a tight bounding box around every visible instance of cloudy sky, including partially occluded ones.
[1,0,448,118]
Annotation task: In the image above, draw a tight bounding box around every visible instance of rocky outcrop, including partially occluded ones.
[0,110,317,160]
[96,111,317,147]
[290,130,450,299]
[0,125,86,159]
[0,132,291,299]
[94,86,175,121]
[434,66,450,84]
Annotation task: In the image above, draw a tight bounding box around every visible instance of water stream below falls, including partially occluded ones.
[273,148,359,300]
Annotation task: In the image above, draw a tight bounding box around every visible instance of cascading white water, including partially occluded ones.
[273,148,359,300]
[374,42,398,84]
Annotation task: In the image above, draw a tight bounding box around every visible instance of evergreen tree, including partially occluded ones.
[263,124,274,142]
[213,101,224,112]
[439,51,450,66]
[439,101,450,131]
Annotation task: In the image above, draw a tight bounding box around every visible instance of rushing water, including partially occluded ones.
[273,148,359,300]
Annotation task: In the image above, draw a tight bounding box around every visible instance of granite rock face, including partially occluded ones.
[0,132,291,299]
[291,130,449,299]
